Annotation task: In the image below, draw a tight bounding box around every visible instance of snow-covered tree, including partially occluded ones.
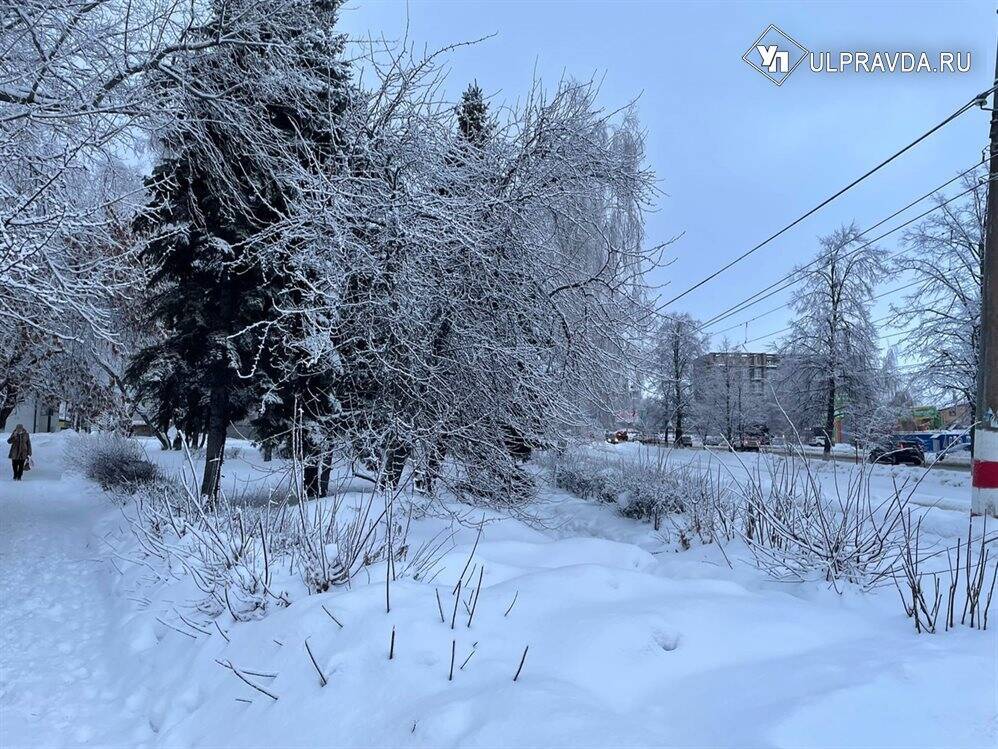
[778,225,884,452]
[249,68,660,503]
[651,313,706,444]
[892,173,983,433]
[689,341,769,445]
[0,0,260,340]
[852,347,916,447]
[129,0,355,496]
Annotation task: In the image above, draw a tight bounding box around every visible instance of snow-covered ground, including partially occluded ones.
[1,433,995,748]
[0,435,148,746]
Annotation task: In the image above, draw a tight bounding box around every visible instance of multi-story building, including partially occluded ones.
[698,351,781,396]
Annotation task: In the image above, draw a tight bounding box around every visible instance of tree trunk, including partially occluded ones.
[200,375,230,498]
[303,458,320,498]
[319,453,332,497]
[383,439,410,490]
[824,377,836,455]
[0,402,16,432]
[673,337,684,447]
[417,437,446,492]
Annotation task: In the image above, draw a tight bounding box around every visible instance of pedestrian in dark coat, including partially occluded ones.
[7,424,31,480]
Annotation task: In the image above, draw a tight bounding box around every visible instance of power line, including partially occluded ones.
[657,84,996,310]
[699,159,987,330]
[738,299,924,348]
[701,174,988,333]
[710,277,924,339]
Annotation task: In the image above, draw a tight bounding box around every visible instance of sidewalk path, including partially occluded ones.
[0,442,142,748]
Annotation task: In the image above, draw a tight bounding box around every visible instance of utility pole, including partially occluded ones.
[973,38,998,517]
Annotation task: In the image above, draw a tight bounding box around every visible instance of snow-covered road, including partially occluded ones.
[0,453,142,748]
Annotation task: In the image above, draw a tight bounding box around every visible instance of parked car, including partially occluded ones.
[736,436,761,452]
[704,435,722,447]
[606,429,629,444]
[937,441,972,461]
[869,440,925,466]
[637,432,668,445]
[809,435,828,448]
[678,434,694,447]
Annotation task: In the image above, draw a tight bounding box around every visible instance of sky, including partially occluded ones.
[337,0,995,351]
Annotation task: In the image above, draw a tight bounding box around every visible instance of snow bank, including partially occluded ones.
[109,502,996,748]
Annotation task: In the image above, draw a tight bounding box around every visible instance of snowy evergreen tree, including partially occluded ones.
[129,0,355,496]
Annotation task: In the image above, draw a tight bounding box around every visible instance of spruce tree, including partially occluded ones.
[130,0,354,496]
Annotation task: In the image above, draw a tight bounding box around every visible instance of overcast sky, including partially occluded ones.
[337,1,994,350]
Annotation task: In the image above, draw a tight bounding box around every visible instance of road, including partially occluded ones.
[631,442,971,473]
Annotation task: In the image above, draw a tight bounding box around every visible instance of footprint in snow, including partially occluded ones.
[652,630,679,652]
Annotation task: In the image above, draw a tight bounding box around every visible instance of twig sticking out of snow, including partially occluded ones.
[304,638,328,687]
[895,513,997,634]
[448,639,456,682]
[467,566,484,628]
[453,525,483,595]
[176,610,212,636]
[450,581,461,630]
[219,660,279,701]
[435,588,445,623]
[214,660,278,679]
[962,516,994,629]
[894,510,942,633]
[214,620,231,642]
[459,646,476,671]
[155,617,197,639]
[386,539,392,614]
[504,591,518,617]
[321,605,344,628]
[389,626,396,660]
[513,645,529,682]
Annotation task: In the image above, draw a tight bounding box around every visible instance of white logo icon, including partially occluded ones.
[757,45,789,73]
[743,25,809,86]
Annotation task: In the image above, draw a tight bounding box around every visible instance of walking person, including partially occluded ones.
[8,424,31,480]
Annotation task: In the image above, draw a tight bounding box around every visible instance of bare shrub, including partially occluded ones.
[894,513,997,634]
[64,432,161,493]
[732,454,906,588]
[539,447,736,543]
[540,450,620,504]
[114,441,440,626]
[657,465,739,547]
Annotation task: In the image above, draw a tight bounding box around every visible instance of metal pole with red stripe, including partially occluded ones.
[973,40,998,518]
